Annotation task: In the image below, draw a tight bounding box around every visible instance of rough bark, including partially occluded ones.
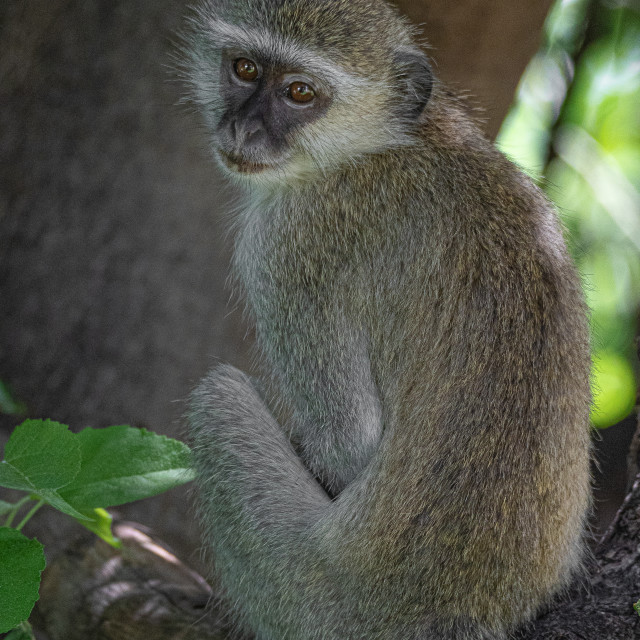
[518,480,640,638]
[34,523,233,640]
[34,416,640,640]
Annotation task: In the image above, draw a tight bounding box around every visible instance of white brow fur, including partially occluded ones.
[205,18,375,96]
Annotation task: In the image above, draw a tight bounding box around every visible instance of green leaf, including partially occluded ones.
[0,528,45,633]
[0,420,91,520]
[0,381,27,416]
[0,420,81,492]
[59,425,195,509]
[75,508,121,548]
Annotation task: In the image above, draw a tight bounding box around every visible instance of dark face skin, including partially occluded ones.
[216,51,331,174]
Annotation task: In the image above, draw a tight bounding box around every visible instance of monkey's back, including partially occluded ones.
[333,97,591,633]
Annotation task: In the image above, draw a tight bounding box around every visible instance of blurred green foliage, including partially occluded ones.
[497,0,640,427]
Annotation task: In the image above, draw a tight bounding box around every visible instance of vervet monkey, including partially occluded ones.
[183,0,592,638]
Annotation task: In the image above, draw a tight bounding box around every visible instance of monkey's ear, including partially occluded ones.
[394,47,433,120]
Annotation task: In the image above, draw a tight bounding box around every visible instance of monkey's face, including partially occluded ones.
[213,50,332,179]
[182,2,434,186]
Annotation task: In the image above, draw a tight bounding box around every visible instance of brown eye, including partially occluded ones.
[287,81,315,104]
[234,58,259,82]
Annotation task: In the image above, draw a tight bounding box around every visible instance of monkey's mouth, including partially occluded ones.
[218,150,276,174]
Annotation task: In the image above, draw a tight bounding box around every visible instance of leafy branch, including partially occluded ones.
[0,419,195,637]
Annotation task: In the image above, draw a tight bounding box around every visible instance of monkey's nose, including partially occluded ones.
[233,118,267,150]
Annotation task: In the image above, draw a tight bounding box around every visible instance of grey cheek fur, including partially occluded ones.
[185,1,592,639]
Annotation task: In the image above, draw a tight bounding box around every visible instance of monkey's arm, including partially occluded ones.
[280,326,383,495]
[189,364,330,528]
[189,364,346,637]
[188,361,510,640]
[245,251,384,494]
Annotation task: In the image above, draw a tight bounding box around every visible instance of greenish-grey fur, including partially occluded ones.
[184,1,592,638]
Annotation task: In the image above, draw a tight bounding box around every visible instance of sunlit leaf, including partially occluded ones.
[75,508,121,549]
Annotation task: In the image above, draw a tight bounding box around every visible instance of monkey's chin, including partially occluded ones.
[217,150,279,175]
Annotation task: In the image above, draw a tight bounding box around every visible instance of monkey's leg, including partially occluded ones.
[191,365,416,639]
[190,365,503,640]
